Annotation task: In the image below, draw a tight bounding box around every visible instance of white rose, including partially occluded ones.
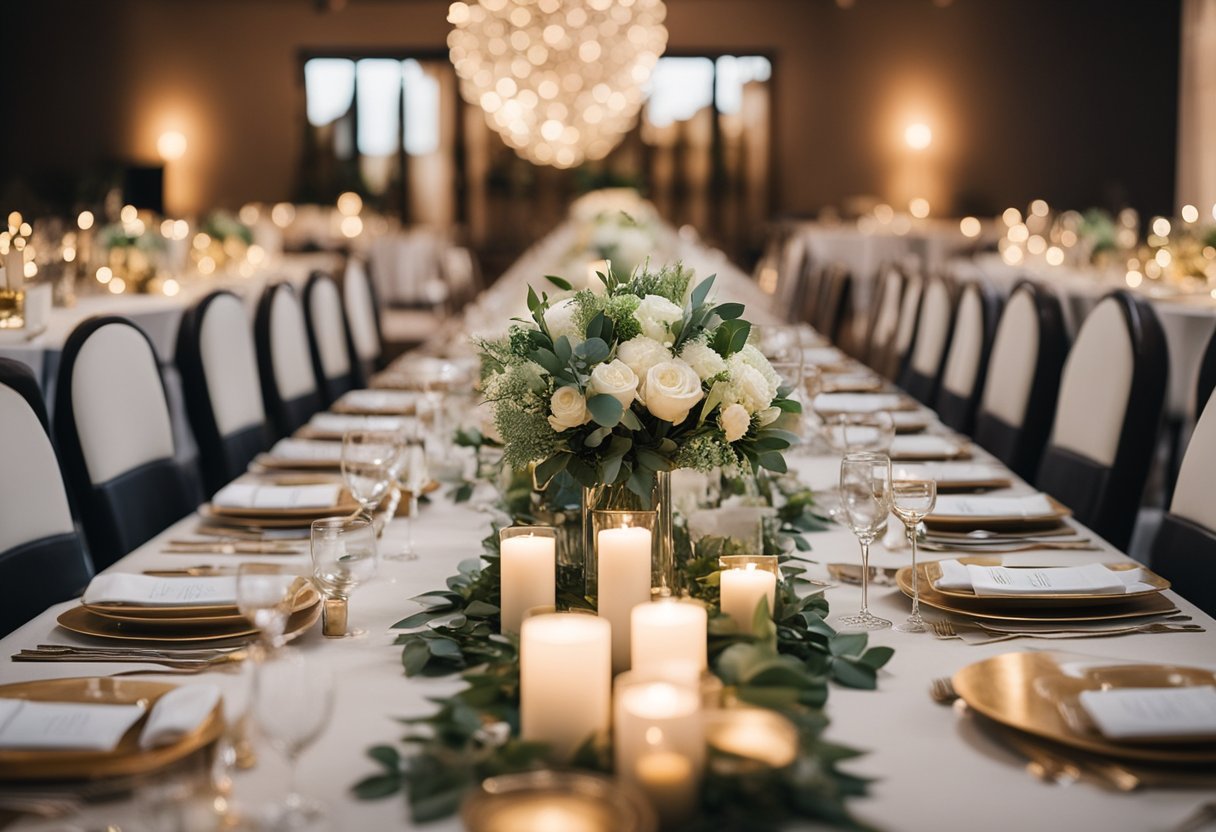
[679,340,727,381]
[727,362,777,414]
[617,336,671,394]
[547,386,591,431]
[588,359,639,409]
[719,403,751,442]
[542,298,582,345]
[634,294,684,345]
[644,360,704,424]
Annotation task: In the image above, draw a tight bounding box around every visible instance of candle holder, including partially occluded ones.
[528,462,584,592]
[717,554,779,577]
[719,562,778,635]
[498,525,556,635]
[592,509,657,672]
[613,672,703,826]
[583,470,672,599]
[705,707,800,774]
[0,288,25,329]
[630,598,708,675]
[461,770,656,832]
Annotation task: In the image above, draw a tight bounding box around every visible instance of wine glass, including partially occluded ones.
[391,435,429,561]
[891,478,937,633]
[311,516,378,638]
[341,430,401,519]
[838,451,893,631]
[252,648,335,829]
[236,564,305,651]
[753,324,805,393]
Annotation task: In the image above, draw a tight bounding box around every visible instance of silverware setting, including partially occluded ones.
[163,538,307,555]
[12,644,248,669]
[931,618,1204,643]
[919,540,1099,553]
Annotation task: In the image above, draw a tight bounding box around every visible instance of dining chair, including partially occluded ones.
[935,281,1002,436]
[898,276,956,406]
[813,266,853,347]
[864,265,905,371]
[1197,324,1216,421]
[1035,291,1168,551]
[972,280,1069,482]
[342,256,384,386]
[254,282,324,438]
[53,317,197,570]
[1151,382,1216,616]
[792,259,826,326]
[884,269,924,380]
[0,359,93,636]
[176,290,273,497]
[302,270,359,405]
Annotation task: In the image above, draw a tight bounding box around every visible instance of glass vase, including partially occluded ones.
[583,470,673,599]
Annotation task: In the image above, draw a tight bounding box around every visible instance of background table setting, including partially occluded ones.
[1,205,1215,832]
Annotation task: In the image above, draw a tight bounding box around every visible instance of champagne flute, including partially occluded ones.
[394,436,429,561]
[838,451,893,631]
[891,479,937,633]
[311,516,378,638]
[341,430,401,519]
[252,648,335,829]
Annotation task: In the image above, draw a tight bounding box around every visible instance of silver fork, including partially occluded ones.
[928,676,959,704]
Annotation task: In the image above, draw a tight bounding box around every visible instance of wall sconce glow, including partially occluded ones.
[959,216,981,238]
[157,130,188,162]
[909,197,930,219]
[903,122,932,150]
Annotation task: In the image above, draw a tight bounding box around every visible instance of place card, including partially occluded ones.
[0,698,146,751]
[212,482,342,510]
[268,438,343,462]
[84,574,239,606]
[1078,686,1216,741]
[932,493,1054,518]
[139,685,221,749]
[933,560,1153,596]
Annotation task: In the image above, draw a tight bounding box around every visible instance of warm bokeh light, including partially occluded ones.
[1029,199,1049,217]
[157,130,188,161]
[96,266,113,285]
[63,247,76,263]
[1126,270,1143,288]
[1181,204,1199,223]
[173,219,190,240]
[109,277,127,294]
[908,197,930,218]
[340,215,364,238]
[1151,216,1171,237]
[160,219,175,237]
[271,202,295,228]
[239,204,260,225]
[1008,223,1029,243]
[337,191,363,216]
[120,204,138,223]
[1027,234,1046,255]
[1001,245,1024,265]
[162,278,180,297]
[193,233,211,251]
[198,255,217,275]
[1045,246,1064,266]
[874,203,894,223]
[903,122,932,150]
[1155,248,1172,267]
[1002,207,1022,226]
[959,216,981,237]
[77,211,95,231]
[1060,229,1078,246]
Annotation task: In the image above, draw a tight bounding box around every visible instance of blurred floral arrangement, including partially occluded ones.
[194,210,253,274]
[477,263,800,497]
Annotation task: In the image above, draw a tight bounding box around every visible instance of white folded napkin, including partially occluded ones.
[824,373,879,390]
[803,347,845,366]
[890,435,961,458]
[933,560,1153,596]
[139,685,221,750]
[1079,686,1216,741]
[84,574,239,606]
[337,389,418,413]
[0,698,146,751]
[212,483,341,510]
[307,413,408,434]
[814,393,904,413]
[268,438,343,462]
[932,493,1053,518]
[890,411,930,429]
[892,463,1006,483]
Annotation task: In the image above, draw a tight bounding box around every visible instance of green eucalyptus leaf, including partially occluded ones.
[586,394,624,427]
[545,274,573,291]
[353,773,402,800]
[402,640,431,676]
[714,302,745,320]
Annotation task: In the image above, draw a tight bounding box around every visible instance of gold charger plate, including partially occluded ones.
[952,651,1216,764]
[889,441,973,462]
[57,597,321,644]
[0,677,223,780]
[904,560,1169,607]
[923,495,1071,530]
[896,567,1179,622]
[331,399,418,416]
[252,453,341,471]
[85,583,320,626]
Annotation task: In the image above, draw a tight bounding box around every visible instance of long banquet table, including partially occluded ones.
[1,226,1214,832]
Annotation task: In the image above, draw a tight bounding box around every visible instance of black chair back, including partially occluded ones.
[898,276,955,406]
[255,283,324,438]
[814,267,853,347]
[935,281,1002,435]
[973,280,1069,481]
[864,265,905,370]
[53,317,195,570]
[1035,292,1168,550]
[303,271,359,405]
[177,291,273,496]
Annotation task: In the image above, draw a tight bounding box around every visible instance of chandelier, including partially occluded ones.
[447,0,668,169]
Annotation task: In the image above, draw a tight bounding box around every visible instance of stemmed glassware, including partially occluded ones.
[252,648,335,829]
[817,411,894,519]
[891,478,937,633]
[392,434,429,561]
[341,430,402,520]
[311,516,378,638]
[236,564,305,652]
[838,451,893,631]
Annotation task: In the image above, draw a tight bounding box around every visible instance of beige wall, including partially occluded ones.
[3,0,1179,219]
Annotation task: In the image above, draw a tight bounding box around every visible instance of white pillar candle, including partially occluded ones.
[634,749,698,825]
[597,525,652,672]
[630,599,707,675]
[613,678,703,790]
[720,563,777,634]
[500,532,556,635]
[520,613,611,760]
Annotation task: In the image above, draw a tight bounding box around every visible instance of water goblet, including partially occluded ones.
[891,478,937,633]
[252,648,335,829]
[236,563,305,651]
[341,430,401,519]
[837,451,893,631]
[310,516,378,638]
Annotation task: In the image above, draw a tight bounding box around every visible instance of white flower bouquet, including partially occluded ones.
[479,263,800,498]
